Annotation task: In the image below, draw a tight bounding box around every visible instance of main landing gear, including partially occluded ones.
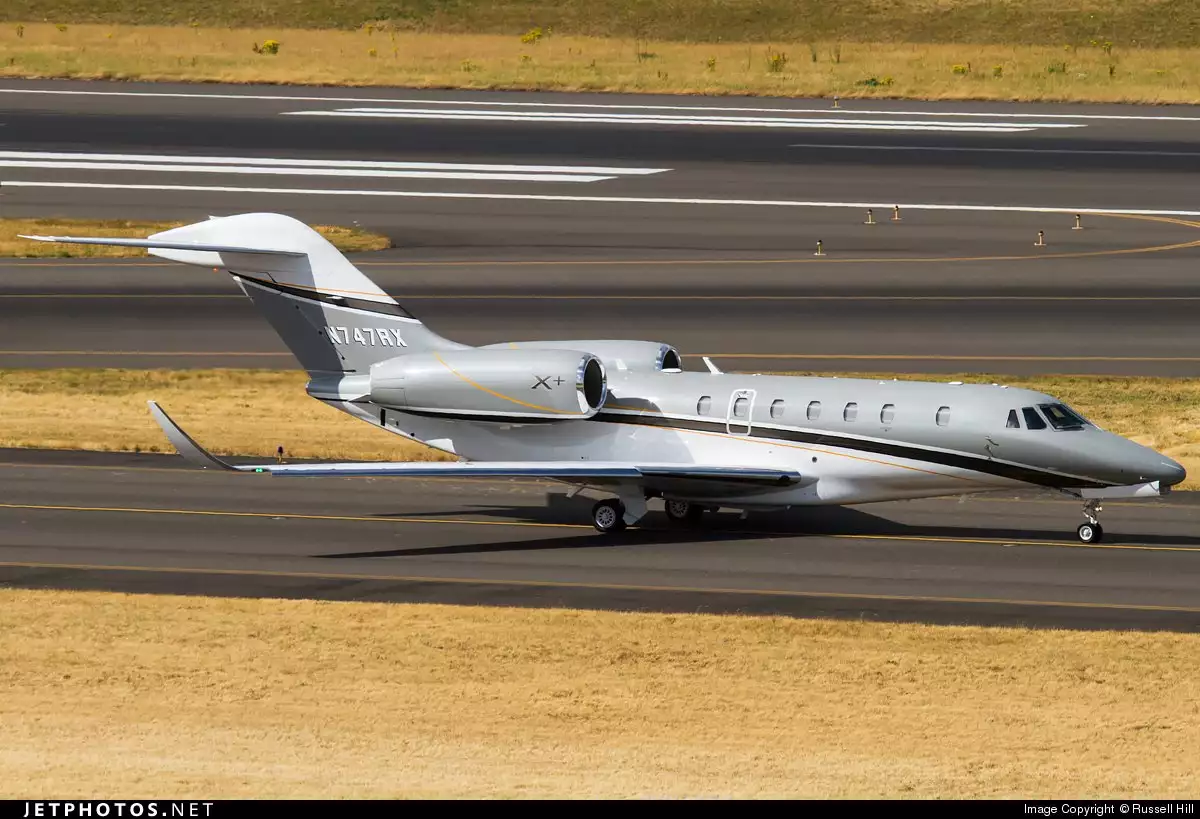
[664,500,707,525]
[591,497,714,532]
[1077,499,1104,543]
[591,499,627,533]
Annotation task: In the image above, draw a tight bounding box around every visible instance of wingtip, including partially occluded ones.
[146,400,240,472]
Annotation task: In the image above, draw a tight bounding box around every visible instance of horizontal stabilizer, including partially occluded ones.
[18,235,306,256]
[148,401,805,485]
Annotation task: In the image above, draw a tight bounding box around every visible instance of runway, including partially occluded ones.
[2,80,1200,630]
[4,80,1200,375]
[2,449,1200,629]
[2,449,1200,631]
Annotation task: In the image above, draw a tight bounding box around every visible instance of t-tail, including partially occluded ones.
[21,213,465,376]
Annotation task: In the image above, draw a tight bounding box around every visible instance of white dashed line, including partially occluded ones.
[8,180,1200,217]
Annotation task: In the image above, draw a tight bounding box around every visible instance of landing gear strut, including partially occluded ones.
[1077,500,1103,543]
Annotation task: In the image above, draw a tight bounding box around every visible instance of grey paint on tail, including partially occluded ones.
[235,275,465,375]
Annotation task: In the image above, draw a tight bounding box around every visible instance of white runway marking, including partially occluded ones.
[3,86,1200,122]
[0,150,669,176]
[0,150,668,184]
[284,107,1081,133]
[788,143,1200,158]
[0,159,616,183]
[10,180,1200,217]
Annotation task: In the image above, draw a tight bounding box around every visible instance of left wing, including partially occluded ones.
[148,401,806,486]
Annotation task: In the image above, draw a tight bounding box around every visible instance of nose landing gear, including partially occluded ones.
[1077,500,1103,543]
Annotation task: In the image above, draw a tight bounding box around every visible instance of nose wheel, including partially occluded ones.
[1077,500,1103,543]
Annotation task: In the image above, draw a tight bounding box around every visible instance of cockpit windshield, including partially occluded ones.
[1037,403,1089,430]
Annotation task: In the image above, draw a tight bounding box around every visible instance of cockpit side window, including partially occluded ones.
[1022,406,1048,430]
[1006,409,1020,429]
[1038,403,1088,430]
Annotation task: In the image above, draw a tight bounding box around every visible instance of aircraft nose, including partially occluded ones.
[1152,457,1187,487]
[1101,437,1187,487]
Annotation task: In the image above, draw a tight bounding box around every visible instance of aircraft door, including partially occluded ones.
[726,389,756,436]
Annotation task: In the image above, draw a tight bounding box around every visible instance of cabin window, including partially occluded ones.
[1038,403,1088,430]
[732,396,749,418]
[935,406,951,427]
[1006,409,1020,429]
[843,402,858,422]
[1022,406,1047,430]
[697,395,712,415]
[880,404,895,425]
[770,399,785,419]
[807,400,821,421]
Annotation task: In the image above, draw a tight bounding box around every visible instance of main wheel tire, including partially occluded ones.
[1077,522,1103,543]
[665,500,708,526]
[664,500,692,522]
[592,499,627,533]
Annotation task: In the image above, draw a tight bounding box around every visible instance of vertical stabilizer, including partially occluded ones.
[20,212,466,375]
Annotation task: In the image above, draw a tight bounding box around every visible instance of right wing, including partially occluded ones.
[148,402,807,487]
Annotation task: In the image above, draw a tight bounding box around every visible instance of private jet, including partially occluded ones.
[24,213,1186,542]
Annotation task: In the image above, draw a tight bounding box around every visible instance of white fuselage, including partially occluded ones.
[322,369,1143,507]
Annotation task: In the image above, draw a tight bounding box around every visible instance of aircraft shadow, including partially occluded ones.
[313,494,1200,559]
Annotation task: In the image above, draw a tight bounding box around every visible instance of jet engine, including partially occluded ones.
[368,348,607,420]
[481,340,682,373]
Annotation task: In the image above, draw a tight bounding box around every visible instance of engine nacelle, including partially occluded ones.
[368,348,607,420]
[482,340,682,373]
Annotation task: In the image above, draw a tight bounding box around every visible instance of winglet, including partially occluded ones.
[703,356,723,374]
[147,401,244,471]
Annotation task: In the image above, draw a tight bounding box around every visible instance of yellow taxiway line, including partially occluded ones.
[0,556,1197,615]
[1,500,1197,554]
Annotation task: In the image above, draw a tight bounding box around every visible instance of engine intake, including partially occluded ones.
[369,348,606,420]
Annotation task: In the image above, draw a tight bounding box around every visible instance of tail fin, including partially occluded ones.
[22,213,465,374]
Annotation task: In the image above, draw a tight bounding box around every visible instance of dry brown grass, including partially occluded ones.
[0,368,446,461]
[3,22,1199,103]
[1,368,1198,486]
[0,218,390,258]
[1,588,1198,797]
[2,0,1194,48]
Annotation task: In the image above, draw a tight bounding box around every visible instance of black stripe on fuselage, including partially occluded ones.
[592,411,1110,490]
[236,274,417,319]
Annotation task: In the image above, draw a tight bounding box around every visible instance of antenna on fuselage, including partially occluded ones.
[702,357,723,375]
